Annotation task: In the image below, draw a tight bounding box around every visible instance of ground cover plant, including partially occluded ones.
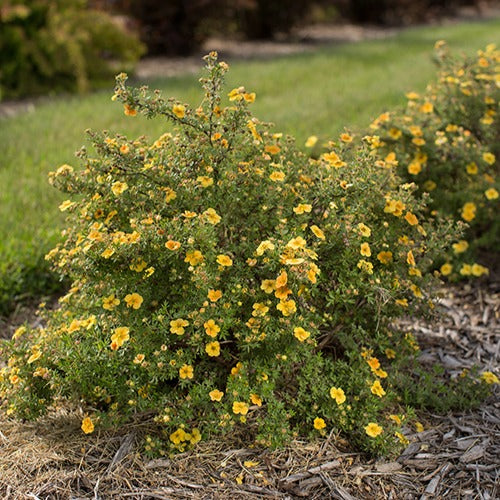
[371,42,499,279]
[0,19,498,317]
[2,51,496,459]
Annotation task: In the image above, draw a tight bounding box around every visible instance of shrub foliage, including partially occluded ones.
[0,0,144,99]
[371,42,499,279]
[0,52,492,455]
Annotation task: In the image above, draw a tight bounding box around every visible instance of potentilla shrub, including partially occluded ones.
[370,42,499,280]
[0,53,464,455]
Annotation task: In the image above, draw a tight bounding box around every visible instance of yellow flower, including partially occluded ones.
[293,203,312,214]
[120,144,130,154]
[248,394,262,407]
[405,212,418,226]
[357,260,373,274]
[377,251,393,265]
[111,181,128,196]
[133,354,145,364]
[415,422,424,433]
[209,389,224,401]
[265,144,281,155]
[365,422,383,438]
[217,254,233,267]
[388,128,402,140]
[275,271,288,288]
[110,327,130,349]
[103,294,120,310]
[385,348,396,359]
[260,279,276,294]
[287,236,307,249]
[482,152,495,165]
[360,242,371,257]
[81,417,95,434]
[466,162,478,175]
[440,263,453,276]
[340,132,353,143]
[179,364,194,379]
[123,104,137,116]
[293,327,310,342]
[124,293,143,310]
[453,240,469,254]
[305,135,318,148]
[485,188,498,200]
[313,417,326,430]
[165,240,181,251]
[59,200,75,212]
[27,348,42,364]
[370,380,386,397]
[233,401,249,415]
[410,283,423,298]
[203,208,221,225]
[256,240,275,256]
[129,258,147,272]
[407,250,416,266]
[182,210,197,218]
[367,357,380,371]
[270,171,285,182]
[357,223,371,237]
[329,387,346,405]
[461,202,476,222]
[170,318,189,335]
[481,371,499,384]
[170,428,187,444]
[204,319,220,337]
[205,341,220,357]
[197,176,214,188]
[208,289,222,302]
[277,299,296,317]
[420,102,434,113]
[310,225,325,240]
[172,104,185,118]
[185,250,204,266]
[252,302,270,317]
[460,264,472,276]
[471,263,488,276]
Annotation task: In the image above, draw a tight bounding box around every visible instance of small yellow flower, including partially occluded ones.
[293,327,310,342]
[481,371,499,384]
[269,171,286,182]
[217,254,233,267]
[466,162,478,175]
[179,364,194,379]
[59,200,75,212]
[357,259,373,274]
[440,263,453,276]
[461,202,476,222]
[293,203,312,214]
[420,102,434,113]
[209,389,224,401]
[260,279,276,294]
[305,135,318,148]
[250,393,263,406]
[407,250,416,266]
[452,240,469,254]
[365,422,383,438]
[357,223,371,237]
[110,327,130,349]
[265,144,281,155]
[170,318,189,335]
[370,380,386,397]
[252,302,270,317]
[277,299,296,317]
[203,208,221,225]
[165,240,181,251]
[313,417,326,430]
[208,289,222,302]
[287,236,307,249]
[111,181,128,196]
[340,132,353,143]
[482,152,495,165]
[185,250,204,266]
[360,242,371,257]
[385,348,396,359]
[415,421,424,432]
[124,104,137,116]
[408,161,422,175]
[205,341,221,357]
[233,401,249,415]
[204,319,220,337]
[329,387,346,405]
[124,293,143,310]
[405,212,418,226]
[81,417,95,434]
[197,176,214,188]
[256,240,275,256]
[102,294,120,310]
[377,251,393,265]
[485,188,498,200]
[310,225,325,240]
[172,104,186,118]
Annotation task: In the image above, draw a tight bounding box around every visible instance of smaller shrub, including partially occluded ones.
[0,52,492,458]
[370,42,499,280]
[0,0,144,99]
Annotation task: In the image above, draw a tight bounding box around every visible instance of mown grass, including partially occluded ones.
[0,19,499,315]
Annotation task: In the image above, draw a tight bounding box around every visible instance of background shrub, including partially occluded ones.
[0,0,144,99]
[370,43,499,279]
[1,53,474,456]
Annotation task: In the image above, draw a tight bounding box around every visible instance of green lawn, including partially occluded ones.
[1,19,499,314]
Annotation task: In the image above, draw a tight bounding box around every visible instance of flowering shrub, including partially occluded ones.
[0,53,480,456]
[370,42,499,279]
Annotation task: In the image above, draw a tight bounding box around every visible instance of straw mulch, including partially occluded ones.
[0,281,498,499]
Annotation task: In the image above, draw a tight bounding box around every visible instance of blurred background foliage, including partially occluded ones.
[1,0,493,98]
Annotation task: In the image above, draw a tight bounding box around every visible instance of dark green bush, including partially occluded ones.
[0,0,144,99]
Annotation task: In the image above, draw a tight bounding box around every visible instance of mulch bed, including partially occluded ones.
[0,280,498,499]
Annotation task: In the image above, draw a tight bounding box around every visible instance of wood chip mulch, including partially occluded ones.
[0,281,498,499]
